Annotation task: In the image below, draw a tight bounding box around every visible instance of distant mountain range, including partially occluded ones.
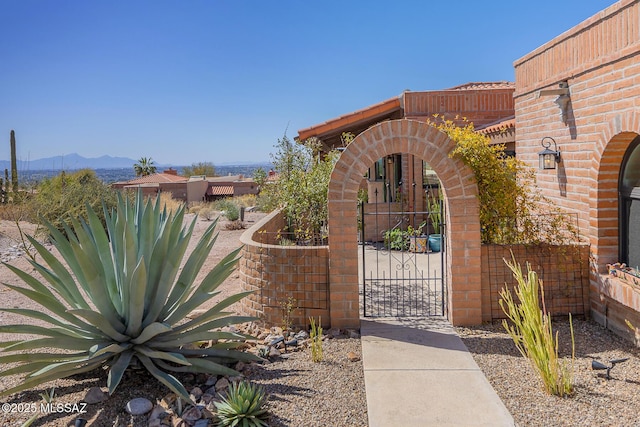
[3,153,143,171]
[0,153,271,171]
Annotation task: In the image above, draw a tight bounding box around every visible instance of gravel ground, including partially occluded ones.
[457,318,640,427]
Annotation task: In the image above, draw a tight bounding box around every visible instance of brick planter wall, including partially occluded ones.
[238,210,330,329]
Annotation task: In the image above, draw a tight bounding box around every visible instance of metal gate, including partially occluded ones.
[359,180,446,317]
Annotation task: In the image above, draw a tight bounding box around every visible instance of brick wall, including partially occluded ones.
[514,0,640,341]
[403,89,515,128]
[481,244,590,322]
[238,210,330,329]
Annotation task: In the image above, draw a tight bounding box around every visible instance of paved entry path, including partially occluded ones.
[360,317,515,427]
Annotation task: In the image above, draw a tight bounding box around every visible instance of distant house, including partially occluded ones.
[111,169,189,200]
[203,175,258,202]
[112,169,258,203]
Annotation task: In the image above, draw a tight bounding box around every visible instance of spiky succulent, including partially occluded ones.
[214,381,269,427]
[0,192,258,402]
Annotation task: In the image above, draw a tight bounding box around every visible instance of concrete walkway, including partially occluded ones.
[360,317,515,427]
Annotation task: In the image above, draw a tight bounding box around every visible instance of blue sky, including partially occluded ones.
[0,1,615,166]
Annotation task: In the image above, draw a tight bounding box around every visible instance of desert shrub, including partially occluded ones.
[234,194,257,208]
[199,206,217,221]
[260,135,338,241]
[499,255,575,397]
[153,192,184,214]
[27,169,119,233]
[188,201,207,215]
[0,192,258,402]
[214,381,269,427]
[214,198,240,221]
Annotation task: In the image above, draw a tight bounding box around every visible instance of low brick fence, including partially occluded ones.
[481,244,590,322]
[238,210,330,329]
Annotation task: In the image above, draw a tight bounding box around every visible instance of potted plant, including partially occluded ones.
[428,192,442,252]
[408,221,428,253]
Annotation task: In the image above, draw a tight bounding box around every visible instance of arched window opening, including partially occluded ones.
[620,137,640,267]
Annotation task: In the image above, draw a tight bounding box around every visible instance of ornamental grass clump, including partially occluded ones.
[0,192,258,403]
[499,256,575,397]
[309,316,323,363]
[214,381,269,427]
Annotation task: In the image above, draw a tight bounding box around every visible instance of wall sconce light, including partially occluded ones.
[538,137,561,170]
[387,156,394,164]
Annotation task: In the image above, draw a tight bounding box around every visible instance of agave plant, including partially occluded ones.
[214,381,269,427]
[0,192,258,402]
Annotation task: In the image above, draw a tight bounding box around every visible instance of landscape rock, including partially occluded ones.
[181,405,202,423]
[268,346,281,358]
[83,386,108,404]
[125,397,153,415]
[295,330,309,340]
[215,377,230,392]
[148,405,168,427]
[347,351,361,362]
[193,419,210,427]
[346,329,361,339]
[189,386,203,401]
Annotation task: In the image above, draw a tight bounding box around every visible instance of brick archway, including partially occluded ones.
[327,119,481,328]
[591,110,640,270]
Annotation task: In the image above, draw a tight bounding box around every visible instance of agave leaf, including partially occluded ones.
[176,347,261,362]
[2,263,59,301]
[155,357,238,377]
[136,354,193,403]
[169,315,256,338]
[160,220,218,319]
[132,346,191,366]
[141,217,194,327]
[149,330,245,346]
[0,308,104,339]
[169,295,255,335]
[67,309,127,340]
[64,228,120,321]
[85,205,121,313]
[2,337,109,352]
[0,324,90,339]
[164,248,241,324]
[22,235,89,309]
[89,342,132,359]
[107,349,134,395]
[28,352,111,378]
[125,258,148,337]
[131,322,172,345]
[0,351,88,364]
[0,358,106,398]
[0,361,64,378]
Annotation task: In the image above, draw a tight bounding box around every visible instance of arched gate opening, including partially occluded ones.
[327,119,481,328]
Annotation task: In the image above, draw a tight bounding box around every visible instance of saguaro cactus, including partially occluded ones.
[10,130,18,201]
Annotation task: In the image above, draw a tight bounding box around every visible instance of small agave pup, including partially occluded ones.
[0,192,258,402]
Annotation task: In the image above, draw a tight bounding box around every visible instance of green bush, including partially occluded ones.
[28,169,119,234]
[214,199,240,221]
[499,255,575,397]
[214,381,269,427]
[0,192,258,403]
[260,136,338,241]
